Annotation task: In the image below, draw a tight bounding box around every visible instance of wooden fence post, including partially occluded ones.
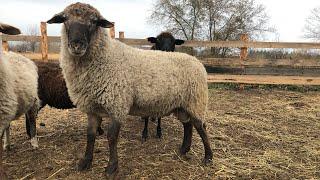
[0,33,2,58]
[1,31,8,52]
[240,34,249,60]
[110,22,115,39]
[119,31,125,39]
[2,41,9,52]
[40,22,48,61]
[239,34,249,90]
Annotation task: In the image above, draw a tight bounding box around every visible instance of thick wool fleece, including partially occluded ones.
[34,61,75,109]
[60,27,208,122]
[0,52,39,129]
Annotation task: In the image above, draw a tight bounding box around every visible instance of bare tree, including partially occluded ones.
[304,7,320,41]
[203,0,272,56]
[148,0,273,57]
[26,24,39,52]
[148,0,203,40]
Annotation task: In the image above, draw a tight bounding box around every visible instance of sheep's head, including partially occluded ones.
[0,23,21,35]
[47,3,113,57]
[147,32,185,52]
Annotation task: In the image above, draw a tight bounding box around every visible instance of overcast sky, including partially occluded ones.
[0,0,319,41]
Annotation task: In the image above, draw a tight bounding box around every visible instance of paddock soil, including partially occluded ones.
[4,89,320,179]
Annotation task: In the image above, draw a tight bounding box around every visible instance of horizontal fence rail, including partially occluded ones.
[207,74,320,85]
[1,22,320,86]
[2,34,320,49]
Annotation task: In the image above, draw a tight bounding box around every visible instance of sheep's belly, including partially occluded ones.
[129,102,178,118]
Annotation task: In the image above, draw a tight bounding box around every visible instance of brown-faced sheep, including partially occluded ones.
[48,3,212,177]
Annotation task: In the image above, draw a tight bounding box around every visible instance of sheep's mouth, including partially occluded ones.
[68,44,88,57]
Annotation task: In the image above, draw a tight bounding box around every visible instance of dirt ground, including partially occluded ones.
[3,88,320,179]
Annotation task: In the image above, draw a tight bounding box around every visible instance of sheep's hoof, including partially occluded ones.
[180,154,191,161]
[202,157,213,166]
[3,144,11,151]
[141,130,148,143]
[77,158,92,171]
[105,161,118,179]
[0,169,8,180]
[30,137,39,149]
[97,127,105,136]
[156,129,162,139]
[141,136,148,143]
[179,145,191,155]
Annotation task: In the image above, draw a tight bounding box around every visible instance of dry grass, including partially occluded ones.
[3,89,320,179]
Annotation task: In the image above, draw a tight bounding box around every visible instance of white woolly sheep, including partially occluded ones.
[0,23,39,180]
[47,3,212,177]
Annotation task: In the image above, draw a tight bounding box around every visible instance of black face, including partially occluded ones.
[47,10,113,57]
[148,35,185,52]
[157,37,175,52]
[64,21,95,56]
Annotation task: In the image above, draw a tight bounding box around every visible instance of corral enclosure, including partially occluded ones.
[5,88,320,179]
[1,23,320,179]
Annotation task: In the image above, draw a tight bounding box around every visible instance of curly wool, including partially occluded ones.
[60,26,208,122]
[0,52,39,128]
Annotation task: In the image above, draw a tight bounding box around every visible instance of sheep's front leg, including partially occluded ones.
[0,126,8,180]
[141,117,149,142]
[77,113,99,171]
[26,108,39,149]
[105,118,121,177]
[156,117,162,139]
[3,126,10,151]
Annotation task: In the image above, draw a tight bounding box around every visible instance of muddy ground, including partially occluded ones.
[4,88,320,179]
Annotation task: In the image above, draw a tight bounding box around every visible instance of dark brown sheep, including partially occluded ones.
[25,61,104,139]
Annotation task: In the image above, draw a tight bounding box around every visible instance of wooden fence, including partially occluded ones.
[1,22,320,85]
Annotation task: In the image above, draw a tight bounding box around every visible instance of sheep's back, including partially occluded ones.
[123,48,208,117]
[1,52,39,119]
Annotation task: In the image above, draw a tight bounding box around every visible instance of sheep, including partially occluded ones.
[25,61,104,138]
[141,32,185,141]
[47,2,212,177]
[0,23,39,180]
[147,32,185,52]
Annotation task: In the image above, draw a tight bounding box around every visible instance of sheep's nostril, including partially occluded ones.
[74,44,80,50]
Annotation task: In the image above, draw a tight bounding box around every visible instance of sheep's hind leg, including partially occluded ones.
[141,117,149,142]
[156,117,162,139]
[105,118,121,178]
[77,113,100,171]
[180,122,193,156]
[96,116,104,136]
[192,118,213,165]
[26,115,31,138]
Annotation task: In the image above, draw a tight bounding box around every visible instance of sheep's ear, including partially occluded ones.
[175,39,185,45]
[147,37,157,43]
[47,12,67,24]
[0,23,21,35]
[96,18,114,28]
